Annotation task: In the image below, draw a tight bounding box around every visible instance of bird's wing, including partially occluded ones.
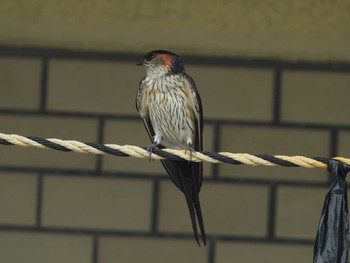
[184,73,204,191]
[180,73,205,245]
[136,77,145,113]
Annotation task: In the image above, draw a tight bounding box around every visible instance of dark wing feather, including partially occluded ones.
[185,73,204,191]
[184,73,206,245]
[136,77,145,113]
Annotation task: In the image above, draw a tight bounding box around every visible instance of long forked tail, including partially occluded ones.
[160,159,206,245]
[180,169,206,246]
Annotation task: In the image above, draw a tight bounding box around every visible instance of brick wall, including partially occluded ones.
[0,47,350,263]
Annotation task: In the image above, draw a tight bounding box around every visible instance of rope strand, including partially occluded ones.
[0,132,348,168]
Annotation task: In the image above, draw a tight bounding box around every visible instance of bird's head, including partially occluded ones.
[138,50,185,77]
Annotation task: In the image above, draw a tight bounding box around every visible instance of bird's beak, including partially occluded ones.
[136,62,143,66]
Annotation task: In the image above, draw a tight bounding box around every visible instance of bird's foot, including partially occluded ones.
[185,147,196,162]
[146,144,159,162]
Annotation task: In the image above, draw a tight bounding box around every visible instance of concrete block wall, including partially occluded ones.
[0,47,350,263]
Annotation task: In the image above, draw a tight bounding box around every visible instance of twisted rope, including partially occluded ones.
[0,132,348,168]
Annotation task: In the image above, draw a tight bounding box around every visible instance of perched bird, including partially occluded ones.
[136,50,206,246]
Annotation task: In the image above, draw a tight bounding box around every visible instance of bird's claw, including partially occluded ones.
[147,144,159,162]
[185,147,196,162]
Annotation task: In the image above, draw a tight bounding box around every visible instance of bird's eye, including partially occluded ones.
[144,53,156,62]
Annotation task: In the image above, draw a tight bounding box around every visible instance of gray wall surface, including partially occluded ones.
[0,1,349,263]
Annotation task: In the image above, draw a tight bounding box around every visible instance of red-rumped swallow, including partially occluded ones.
[136,50,205,246]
